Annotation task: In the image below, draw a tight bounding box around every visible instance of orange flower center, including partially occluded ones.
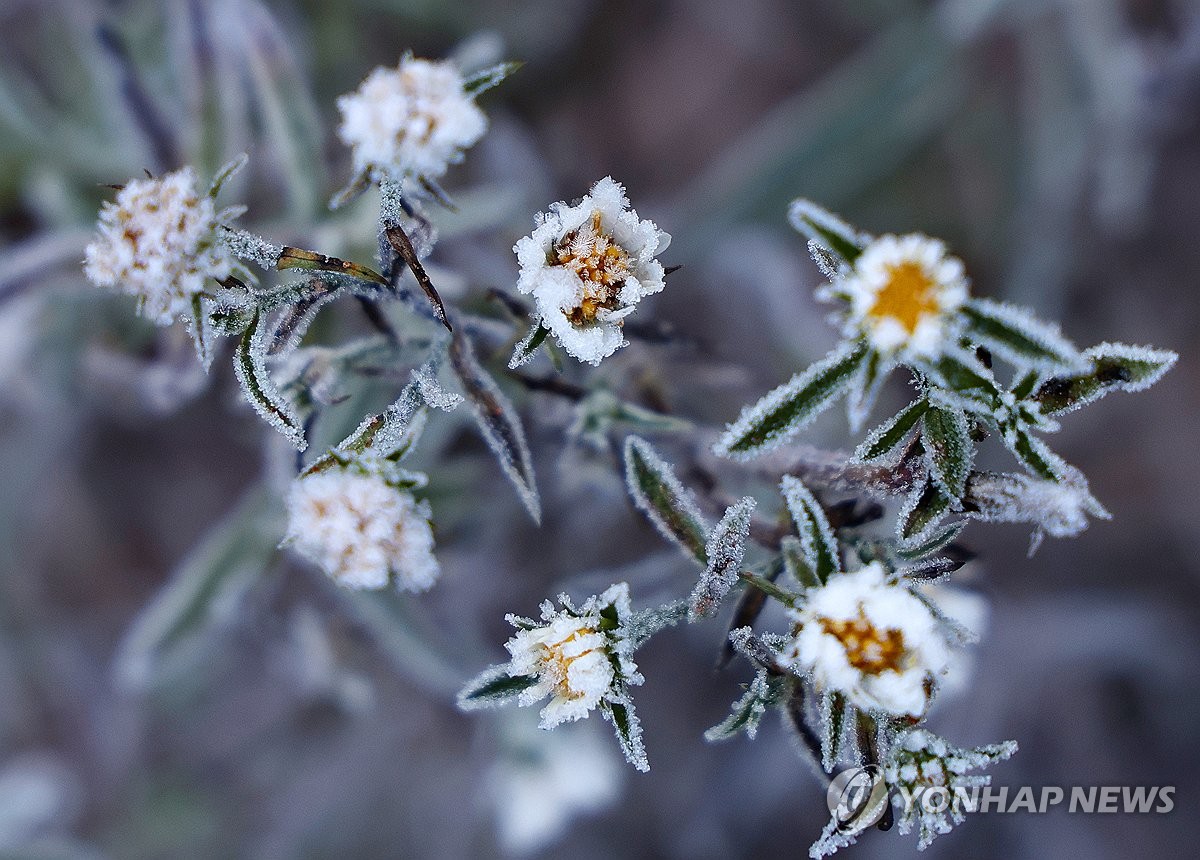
[544,627,603,699]
[866,261,940,335]
[554,211,631,325]
[820,609,908,675]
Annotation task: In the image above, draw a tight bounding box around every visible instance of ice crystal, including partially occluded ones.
[689,497,756,621]
[623,436,709,564]
[85,167,234,325]
[233,309,307,450]
[221,227,283,270]
[514,177,670,365]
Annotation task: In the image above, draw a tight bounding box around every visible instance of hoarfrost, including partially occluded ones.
[689,497,756,621]
[221,227,283,269]
[622,435,709,564]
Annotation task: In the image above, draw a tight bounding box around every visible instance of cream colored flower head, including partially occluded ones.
[336,56,487,183]
[782,562,950,717]
[284,466,439,592]
[84,167,233,325]
[504,583,641,729]
[514,177,670,366]
[839,234,968,359]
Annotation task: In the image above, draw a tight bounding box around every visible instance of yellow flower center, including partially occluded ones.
[554,211,631,326]
[544,627,603,699]
[820,609,908,675]
[867,261,940,335]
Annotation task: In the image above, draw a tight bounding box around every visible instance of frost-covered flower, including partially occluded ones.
[514,177,670,365]
[504,584,642,729]
[782,562,951,717]
[284,466,439,592]
[336,56,487,183]
[836,234,968,359]
[84,167,234,325]
[884,728,1017,850]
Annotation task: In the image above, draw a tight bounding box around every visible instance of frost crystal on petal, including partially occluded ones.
[284,465,440,592]
[337,56,487,183]
[514,176,670,365]
[781,562,952,717]
[85,167,235,325]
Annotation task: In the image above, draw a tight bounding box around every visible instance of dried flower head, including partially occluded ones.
[504,584,642,729]
[783,562,950,717]
[837,234,968,359]
[514,177,670,365]
[336,56,487,183]
[284,466,439,592]
[84,167,233,325]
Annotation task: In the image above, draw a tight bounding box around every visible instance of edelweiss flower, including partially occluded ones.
[837,234,968,359]
[284,466,439,592]
[84,167,233,325]
[336,56,487,183]
[504,584,641,729]
[514,177,670,365]
[783,562,950,717]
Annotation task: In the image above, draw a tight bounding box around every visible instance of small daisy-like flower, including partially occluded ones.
[84,167,233,325]
[514,177,670,366]
[782,562,951,717]
[284,465,439,592]
[504,583,642,729]
[884,728,1017,850]
[836,234,968,359]
[336,56,487,183]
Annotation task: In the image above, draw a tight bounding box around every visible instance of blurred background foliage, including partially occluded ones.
[0,0,1197,857]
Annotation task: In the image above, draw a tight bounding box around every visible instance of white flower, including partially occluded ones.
[84,167,233,325]
[514,177,670,365]
[782,562,951,717]
[504,584,641,729]
[284,467,439,592]
[836,234,968,359]
[336,56,487,183]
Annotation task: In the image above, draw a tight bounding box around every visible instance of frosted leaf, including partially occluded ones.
[779,475,841,583]
[221,227,283,270]
[208,152,249,198]
[509,320,551,370]
[689,497,756,621]
[265,280,343,356]
[206,283,256,336]
[1001,424,1069,482]
[921,395,974,504]
[233,308,307,450]
[571,391,692,453]
[329,169,372,211]
[623,435,709,565]
[897,520,966,562]
[965,468,1109,541]
[898,477,952,546]
[727,626,784,671]
[185,293,218,373]
[704,668,785,742]
[622,600,688,650]
[788,198,868,265]
[807,239,845,282]
[458,665,541,710]
[818,691,850,772]
[276,246,389,287]
[463,59,523,95]
[853,398,928,464]
[918,345,999,399]
[847,348,893,433]
[781,536,820,589]
[449,332,540,522]
[378,175,439,260]
[1034,341,1178,416]
[961,297,1087,373]
[602,698,649,773]
[715,341,868,459]
[411,362,462,411]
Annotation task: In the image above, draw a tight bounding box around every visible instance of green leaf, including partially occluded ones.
[820,691,849,772]
[456,666,539,710]
[781,536,820,589]
[463,60,523,95]
[704,669,787,742]
[779,475,841,583]
[897,520,965,560]
[623,436,709,565]
[962,298,1086,372]
[853,398,928,463]
[899,477,951,543]
[847,348,890,432]
[508,320,550,369]
[208,152,248,198]
[921,400,973,502]
[1033,342,1177,416]
[787,199,866,265]
[922,347,998,396]
[449,332,540,523]
[1003,426,1064,482]
[738,571,800,608]
[715,341,868,458]
[233,309,307,450]
[602,700,649,772]
[186,293,216,373]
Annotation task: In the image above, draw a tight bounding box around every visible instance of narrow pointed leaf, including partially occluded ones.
[921,400,973,502]
[1034,342,1177,416]
[689,497,756,621]
[847,348,889,432]
[820,691,848,773]
[277,246,388,286]
[704,669,785,742]
[853,398,928,463]
[449,332,540,523]
[715,341,868,458]
[208,151,248,198]
[508,320,550,369]
[787,199,867,265]
[186,293,217,372]
[386,223,452,331]
[897,520,965,560]
[456,666,539,710]
[781,536,820,589]
[780,475,841,583]
[720,556,784,669]
[623,436,708,564]
[962,298,1086,372]
[1003,425,1064,481]
[899,476,951,544]
[602,700,649,772]
[234,309,307,450]
[463,60,523,95]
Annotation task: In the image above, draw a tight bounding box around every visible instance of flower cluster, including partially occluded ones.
[782,562,951,718]
[513,177,670,366]
[284,464,439,592]
[336,56,487,184]
[84,167,234,325]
